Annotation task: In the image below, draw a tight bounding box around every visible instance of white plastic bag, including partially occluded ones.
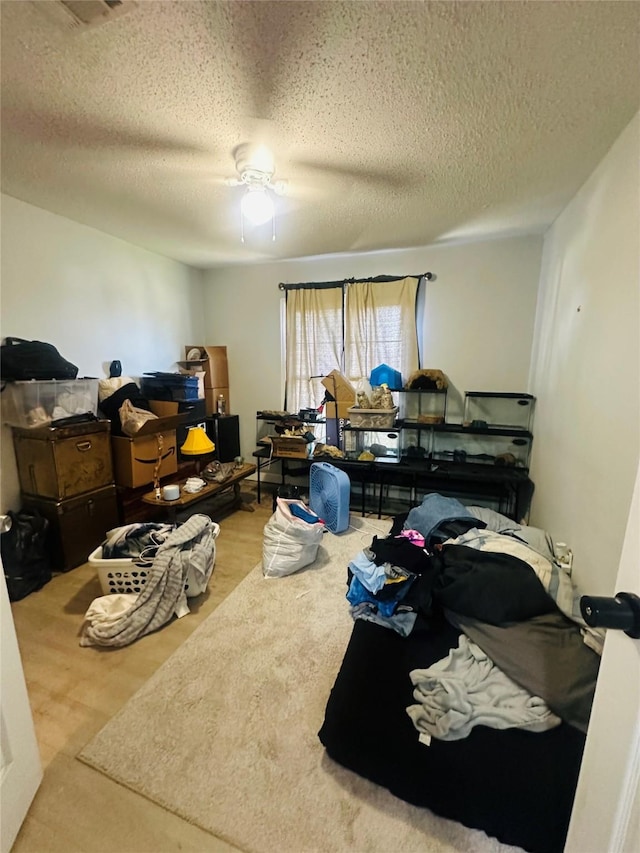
[262,498,324,578]
[119,398,158,437]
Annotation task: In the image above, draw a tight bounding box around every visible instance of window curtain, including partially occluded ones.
[284,275,421,417]
[344,277,420,386]
[285,285,343,415]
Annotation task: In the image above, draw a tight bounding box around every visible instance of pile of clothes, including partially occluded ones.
[81,515,218,648]
[344,494,602,738]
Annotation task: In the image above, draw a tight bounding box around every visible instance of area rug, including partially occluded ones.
[79,516,519,853]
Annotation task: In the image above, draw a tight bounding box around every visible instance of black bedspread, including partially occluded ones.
[318,614,586,853]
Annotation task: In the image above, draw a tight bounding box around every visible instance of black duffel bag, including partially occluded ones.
[0,337,78,381]
[1,510,52,601]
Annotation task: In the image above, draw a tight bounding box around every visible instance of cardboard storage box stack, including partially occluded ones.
[183,345,230,416]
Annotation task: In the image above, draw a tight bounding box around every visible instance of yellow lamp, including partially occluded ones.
[180,426,215,474]
[181,426,215,456]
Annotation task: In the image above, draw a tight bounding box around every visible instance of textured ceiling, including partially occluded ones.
[1,0,639,268]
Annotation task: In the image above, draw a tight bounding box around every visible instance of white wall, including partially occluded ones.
[529,112,640,595]
[0,194,205,512]
[201,235,544,468]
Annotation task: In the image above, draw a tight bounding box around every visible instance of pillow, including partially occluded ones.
[466,505,557,564]
[512,524,556,564]
[466,505,520,533]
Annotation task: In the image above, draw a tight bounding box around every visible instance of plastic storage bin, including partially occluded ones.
[463,392,535,430]
[347,406,398,428]
[343,427,400,462]
[88,521,220,598]
[1,378,99,428]
[140,373,200,402]
[398,388,447,424]
[432,425,532,468]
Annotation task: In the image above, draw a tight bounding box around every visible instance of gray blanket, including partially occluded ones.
[80,514,216,648]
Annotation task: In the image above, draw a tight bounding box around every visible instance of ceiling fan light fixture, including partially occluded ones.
[241,185,275,226]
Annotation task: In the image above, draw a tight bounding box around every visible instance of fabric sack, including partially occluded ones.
[262,498,324,578]
[98,381,152,437]
[0,337,78,381]
[1,509,52,601]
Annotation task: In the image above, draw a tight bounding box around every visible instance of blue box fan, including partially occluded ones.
[309,462,351,533]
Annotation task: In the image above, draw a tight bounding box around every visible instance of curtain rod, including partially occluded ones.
[278,272,432,291]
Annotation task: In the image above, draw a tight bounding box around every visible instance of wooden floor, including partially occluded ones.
[10,483,274,853]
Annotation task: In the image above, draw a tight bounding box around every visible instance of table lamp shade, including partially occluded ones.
[180,426,215,456]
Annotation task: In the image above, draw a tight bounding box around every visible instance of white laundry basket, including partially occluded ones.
[89,521,220,598]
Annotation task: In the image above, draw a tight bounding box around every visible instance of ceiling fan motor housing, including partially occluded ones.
[235,143,275,185]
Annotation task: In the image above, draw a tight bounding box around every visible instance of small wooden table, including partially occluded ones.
[142,462,257,521]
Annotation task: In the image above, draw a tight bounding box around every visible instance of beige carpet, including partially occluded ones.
[79,517,519,853]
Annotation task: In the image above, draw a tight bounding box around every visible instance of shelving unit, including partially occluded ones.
[253,391,536,520]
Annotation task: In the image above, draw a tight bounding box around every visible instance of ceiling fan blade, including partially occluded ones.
[291,158,416,192]
[236,116,285,155]
[225,3,327,123]
[0,105,211,159]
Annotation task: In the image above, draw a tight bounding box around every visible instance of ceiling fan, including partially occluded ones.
[224,142,288,232]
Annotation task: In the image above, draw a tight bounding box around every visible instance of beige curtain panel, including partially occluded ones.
[285,275,421,416]
[344,277,420,385]
[285,285,343,415]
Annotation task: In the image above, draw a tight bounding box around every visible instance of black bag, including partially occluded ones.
[272,483,301,512]
[0,337,78,381]
[1,510,52,601]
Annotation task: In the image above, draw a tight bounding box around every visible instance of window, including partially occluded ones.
[284,275,421,416]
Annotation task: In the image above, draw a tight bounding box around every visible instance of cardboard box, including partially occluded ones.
[321,370,356,406]
[205,387,230,417]
[148,400,206,420]
[271,436,311,459]
[184,346,229,388]
[110,413,186,488]
[325,401,353,421]
[112,430,178,488]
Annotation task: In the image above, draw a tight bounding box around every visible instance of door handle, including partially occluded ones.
[580,592,640,638]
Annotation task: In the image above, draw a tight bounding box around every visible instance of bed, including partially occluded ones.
[318,496,601,853]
